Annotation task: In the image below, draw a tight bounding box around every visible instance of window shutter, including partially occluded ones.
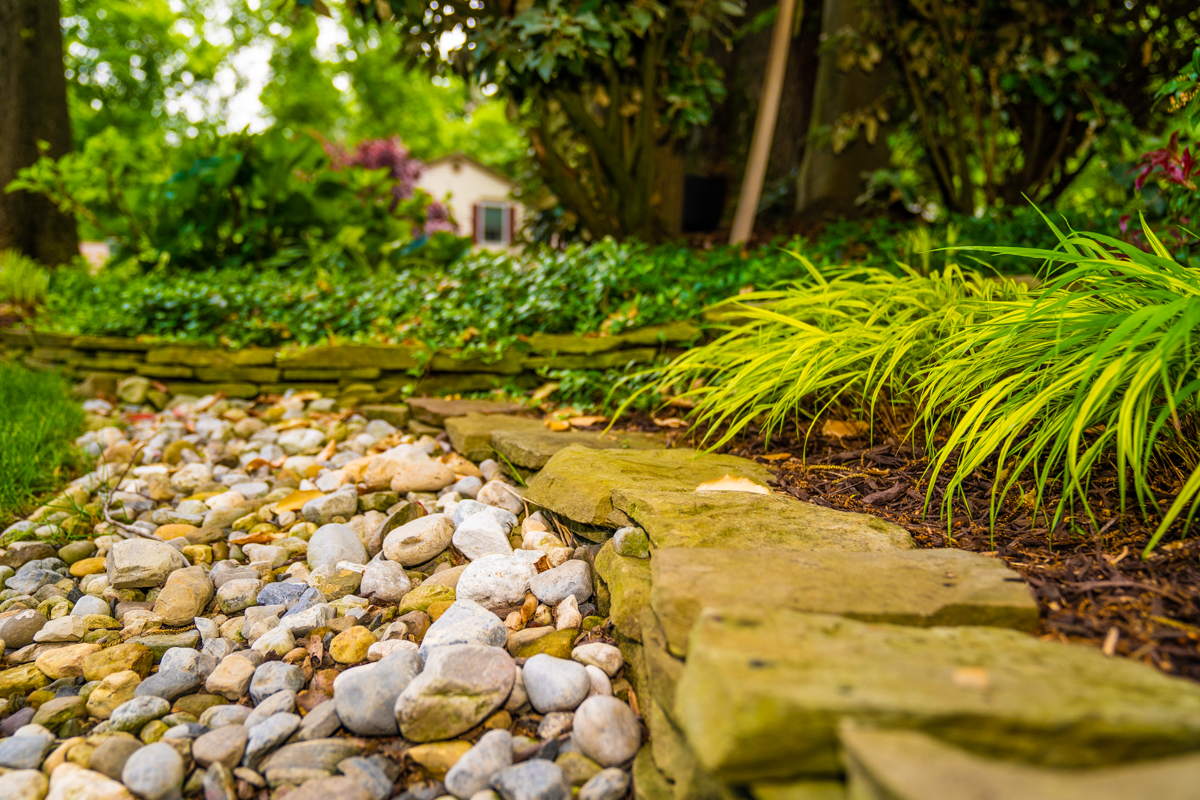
[507,204,516,245]
[471,204,480,244]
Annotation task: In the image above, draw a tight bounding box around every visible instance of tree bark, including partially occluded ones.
[730,0,799,244]
[689,0,820,223]
[795,0,893,218]
[0,0,78,265]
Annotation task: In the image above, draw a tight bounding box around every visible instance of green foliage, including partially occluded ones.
[262,11,525,172]
[857,0,1200,212]
[311,0,747,241]
[0,250,50,309]
[8,130,466,272]
[925,218,1200,556]
[0,365,85,526]
[641,214,1200,552]
[1156,46,1200,130]
[36,211,1083,352]
[61,0,236,146]
[60,1,523,179]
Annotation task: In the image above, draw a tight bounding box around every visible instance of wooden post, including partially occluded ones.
[729,0,799,245]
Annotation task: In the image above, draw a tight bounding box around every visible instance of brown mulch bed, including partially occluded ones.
[610,412,1200,682]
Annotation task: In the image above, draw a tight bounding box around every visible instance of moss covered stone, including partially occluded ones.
[841,724,1200,800]
[676,610,1200,782]
[0,662,49,698]
[516,629,578,659]
[594,541,651,641]
[612,489,912,552]
[444,414,546,462]
[650,548,1038,656]
[492,428,664,471]
[527,447,774,528]
[397,584,456,615]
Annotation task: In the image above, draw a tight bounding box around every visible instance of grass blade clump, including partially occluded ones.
[635,258,1024,449]
[921,217,1200,555]
[0,249,50,309]
[0,364,85,526]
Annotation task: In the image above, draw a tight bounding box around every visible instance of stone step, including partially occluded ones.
[407,398,524,426]
[528,447,773,527]
[614,489,914,552]
[840,723,1200,800]
[492,427,664,470]
[444,414,547,462]
[650,548,1038,656]
[675,610,1200,782]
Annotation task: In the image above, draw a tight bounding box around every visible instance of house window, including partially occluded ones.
[474,202,511,246]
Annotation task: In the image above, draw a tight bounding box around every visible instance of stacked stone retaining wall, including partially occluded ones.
[0,322,699,402]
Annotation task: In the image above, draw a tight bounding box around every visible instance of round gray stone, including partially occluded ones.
[490,759,570,800]
[243,712,301,769]
[0,610,47,649]
[70,595,112,617]
[333,651,423,737]
[110,695,171,732]
[306,523,368,570]
[529,560,592,606]
[418,598,508,660]
[123,741,185,800]
[522,655,591,714]
[250,661,305,705]
[193,724,248,769]
[578,768,631,800]
[134,669,202,703]
[446,729,513,799]
[572,696,641,767]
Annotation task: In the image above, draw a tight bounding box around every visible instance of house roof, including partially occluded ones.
[424,153,516,187]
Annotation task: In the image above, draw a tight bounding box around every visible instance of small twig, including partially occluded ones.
[101,444,160,541]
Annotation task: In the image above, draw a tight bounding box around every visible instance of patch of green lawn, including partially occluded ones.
[0,363,85,526]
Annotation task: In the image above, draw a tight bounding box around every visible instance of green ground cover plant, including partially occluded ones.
[33,206,1119,354]
[635,216,1200,554]
[0,364,86,526]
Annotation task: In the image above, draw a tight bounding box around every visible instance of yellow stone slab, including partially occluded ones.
[69,557,107,577]
[156,524,197,540]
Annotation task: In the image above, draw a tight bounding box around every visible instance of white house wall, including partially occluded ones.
[417,159,525,249]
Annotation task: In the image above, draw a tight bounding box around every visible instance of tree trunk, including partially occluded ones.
[795,0,893,218]
[689,0,820,223]
[730,0,799,244]
[0,0,78,265]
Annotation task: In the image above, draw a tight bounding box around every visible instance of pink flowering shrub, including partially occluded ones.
[1123,132,1198,253]
[325,136,455,236]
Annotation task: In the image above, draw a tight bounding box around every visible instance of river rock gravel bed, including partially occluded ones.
[0,393,637,800]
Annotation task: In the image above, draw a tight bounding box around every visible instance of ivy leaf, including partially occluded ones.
[718,0,746,16]
[628,6,653,31]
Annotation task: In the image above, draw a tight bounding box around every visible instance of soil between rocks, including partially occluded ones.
[611,412,1200,683]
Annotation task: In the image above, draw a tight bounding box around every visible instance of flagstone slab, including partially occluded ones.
[749,782,846,800]
[650,548,1037,656]
[527,446,775,528]
[444,414,547,462]
[647,697,737,800]
[492,428,665,470]
[407,398,526,426]
[840,724,1200,800]
[613,490,913,552]
[675,610,1200,782]
[594,542,652,641]
[639,609,685,724]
